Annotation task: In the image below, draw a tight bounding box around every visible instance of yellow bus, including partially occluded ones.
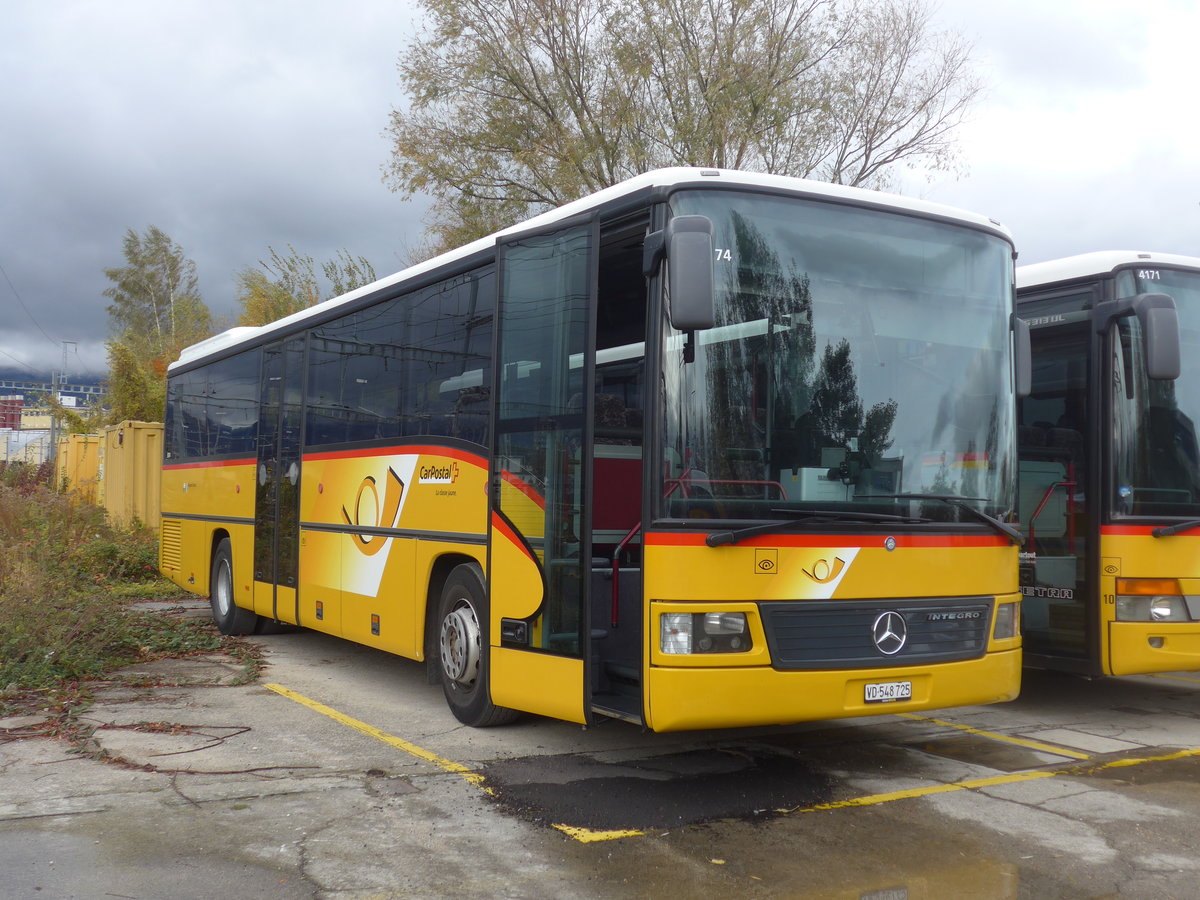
[1017,251,1197,676]
[160,168,1025,731]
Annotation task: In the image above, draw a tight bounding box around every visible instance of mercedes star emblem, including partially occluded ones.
[872,611,907,655]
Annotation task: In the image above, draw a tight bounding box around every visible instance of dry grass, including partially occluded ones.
[0,461,230,698]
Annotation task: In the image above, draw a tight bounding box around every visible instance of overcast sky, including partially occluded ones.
[2,0,1197,378]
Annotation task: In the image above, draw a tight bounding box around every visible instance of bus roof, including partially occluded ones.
[1017,250,1200,291]
[173,167,1013,371]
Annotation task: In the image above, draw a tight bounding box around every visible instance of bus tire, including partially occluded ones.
[209,538,259,635]
[436,564,519,727]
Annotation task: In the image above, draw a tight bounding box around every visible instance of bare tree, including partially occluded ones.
[384,0,982,254]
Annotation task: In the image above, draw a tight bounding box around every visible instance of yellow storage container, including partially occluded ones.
[56,433,102,503]
[99,420,163,530]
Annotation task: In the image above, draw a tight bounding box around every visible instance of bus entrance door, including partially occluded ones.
[488,219,595,724]
[253,337,304,625]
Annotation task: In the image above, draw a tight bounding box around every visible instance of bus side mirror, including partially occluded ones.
[645,216,716,331]
[1135,292,1181,380]
[1014,315,1031,398]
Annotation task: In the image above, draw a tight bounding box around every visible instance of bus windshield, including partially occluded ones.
[1112,266,1200,517]
[658,189,1016,524]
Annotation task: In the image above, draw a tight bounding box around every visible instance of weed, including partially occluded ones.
[0,478,260,708]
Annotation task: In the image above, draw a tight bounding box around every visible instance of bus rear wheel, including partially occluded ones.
[436,564,519,727]
[210,538,259,635]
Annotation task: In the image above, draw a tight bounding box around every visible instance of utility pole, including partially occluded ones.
[48,341,76,467]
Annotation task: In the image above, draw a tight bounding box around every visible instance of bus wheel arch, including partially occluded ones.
[424,554,475,683]
[209,536,258,635]
[434,562,519,727]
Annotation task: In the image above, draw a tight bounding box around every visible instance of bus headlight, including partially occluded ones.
[1115,579,1191,622]
[660,612,751,654]
[661,614,693,654]
[993,602,1020,640]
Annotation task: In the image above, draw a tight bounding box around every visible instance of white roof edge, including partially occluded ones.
[1017,250,1200,290]
[172,167,1013,370]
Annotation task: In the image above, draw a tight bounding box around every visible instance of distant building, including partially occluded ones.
[0,428,51,464]
[0,395,21,430]
[20,408,52,430]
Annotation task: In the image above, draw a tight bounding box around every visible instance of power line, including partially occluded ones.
[0,345,41,376]
[0,257,59,348]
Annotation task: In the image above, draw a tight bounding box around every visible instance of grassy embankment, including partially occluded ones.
[0,460,257,716]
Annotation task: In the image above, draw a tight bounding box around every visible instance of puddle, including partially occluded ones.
[907,734,1065,771]
[770,853,1020,899]
[481,746,837,830]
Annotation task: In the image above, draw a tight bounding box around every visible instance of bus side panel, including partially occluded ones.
[160,517,256,610]
[229,524,256,613]
[160,517,211,594]
[161,460,255,526]
[1101,529,1200,676]
[160,459,255,599]
[298,528,343,635]
[268,585,297,625]
[252,581,275,619]
[300,446,489,658]
[342,539,416,654]
[490,648,586,724]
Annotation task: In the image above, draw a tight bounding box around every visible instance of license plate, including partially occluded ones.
[865,680,912,703]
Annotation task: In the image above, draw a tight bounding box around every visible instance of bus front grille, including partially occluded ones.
[760,598,993,670]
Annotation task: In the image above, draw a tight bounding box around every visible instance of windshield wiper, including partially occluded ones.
[706,508,924,548]
[1152,519,1200,538]
[867,493,1025,547]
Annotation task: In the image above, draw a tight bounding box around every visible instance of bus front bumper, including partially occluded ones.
[643,649,1021,732]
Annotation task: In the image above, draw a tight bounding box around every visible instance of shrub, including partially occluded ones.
[0,460,55,494]
[0,480,228,694]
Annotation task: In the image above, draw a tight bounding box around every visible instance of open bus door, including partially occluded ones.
[487,219,597,724]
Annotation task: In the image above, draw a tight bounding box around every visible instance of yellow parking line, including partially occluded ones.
[264,683,489,792]
[786,769,1060,813]
[787,745,1200,814]
[265,683,640,842]
[1149,673,1200,684]
[1098,746,1200,769]
[553,824,645,842]
[898,712,1092,760]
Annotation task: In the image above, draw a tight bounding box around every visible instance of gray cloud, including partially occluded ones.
[910,0,1200,265]
[1,0,426,377]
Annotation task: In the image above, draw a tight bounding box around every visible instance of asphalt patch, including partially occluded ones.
[481,746,837,831]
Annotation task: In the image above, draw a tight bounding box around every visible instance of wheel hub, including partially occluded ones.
[440,602,481,686]
[215,561,232,616]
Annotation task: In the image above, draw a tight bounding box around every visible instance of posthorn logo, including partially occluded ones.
[871,611,907,656]
[342,467,405,556]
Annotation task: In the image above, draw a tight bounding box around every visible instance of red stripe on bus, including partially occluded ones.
[163,457,255,471]
[644,532,1008,549]
[1102,525,1166,536]
[500,470,546,510]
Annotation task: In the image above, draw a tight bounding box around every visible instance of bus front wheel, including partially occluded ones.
[210,538,259,635]
[436,564,518,727]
